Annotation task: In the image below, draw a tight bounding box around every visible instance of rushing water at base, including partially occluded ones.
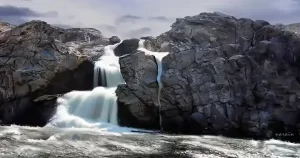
[0,125,299,158]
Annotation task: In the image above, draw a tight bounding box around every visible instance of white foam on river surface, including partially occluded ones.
[0,125,299,157]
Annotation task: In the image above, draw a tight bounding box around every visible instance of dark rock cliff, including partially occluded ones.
[0,20,109,126]
[116,12,300,140]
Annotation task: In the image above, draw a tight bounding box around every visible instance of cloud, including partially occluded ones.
[0,5,57,25]
[212,0,300,24]
[125,27,152,38]
[0,5,39,17]
[116,15,142,24]
[0,16,26,25]
[0,5,57,17]
[148,16,172,22]
[97,24,117,32]
[42,11,58,17]
[0,0,300,38]
[51,23,73,29]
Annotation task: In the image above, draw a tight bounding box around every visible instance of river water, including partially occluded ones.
[0,125,299,158]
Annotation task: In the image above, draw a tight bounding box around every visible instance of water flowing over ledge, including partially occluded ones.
[48,39,171,132]
[48,42,126,130]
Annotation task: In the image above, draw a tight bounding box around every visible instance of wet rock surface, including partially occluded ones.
[116,51,160,129]
[0,21,108,126]
[117,12,300,140]
[114,38,139,56]
[109,36,121,44]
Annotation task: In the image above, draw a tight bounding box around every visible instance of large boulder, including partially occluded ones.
[117,12,300,139]
[114,38,139,56]
[109,36,121,44]
[116,51,160,129]
[0,21,109,126]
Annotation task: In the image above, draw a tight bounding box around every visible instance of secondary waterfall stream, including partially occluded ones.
[137,39,169,130]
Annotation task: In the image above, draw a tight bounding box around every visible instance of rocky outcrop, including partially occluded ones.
[117,51,161,129]
[0,20,109,126]
[114,38,140,56]
[109,36,121,44]
[0,22,13,33]
[117,12,300,140]
[283,23,300,36]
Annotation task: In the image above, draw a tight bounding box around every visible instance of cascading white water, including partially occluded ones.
[48,39,168,132]
[94,42,125,87]
[137,39,169,130]
[48,42,125,129]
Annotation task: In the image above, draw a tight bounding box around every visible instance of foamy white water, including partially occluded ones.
[0,125,299,158]
[49,39,169,132]
[94,41,124,87]
[48,42,126,130]
[50,87,119,127]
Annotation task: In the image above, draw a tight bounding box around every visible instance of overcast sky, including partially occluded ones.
[0,0,300,39]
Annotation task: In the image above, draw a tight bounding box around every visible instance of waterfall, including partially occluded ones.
[48,42,125,129]
[48,39,168,132]
[137,39,169,130]
[94,42,124,87]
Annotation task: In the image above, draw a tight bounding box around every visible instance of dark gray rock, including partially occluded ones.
[161,116,185,133]
[109,36,121,44]
[117,12,300,139]
[0,21,105,126]
[59,27,105,43]
[114,38,139,56]
[188,112,207,133]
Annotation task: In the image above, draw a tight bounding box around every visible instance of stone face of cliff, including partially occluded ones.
[117,12,300,138]
[0,20,109,125]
